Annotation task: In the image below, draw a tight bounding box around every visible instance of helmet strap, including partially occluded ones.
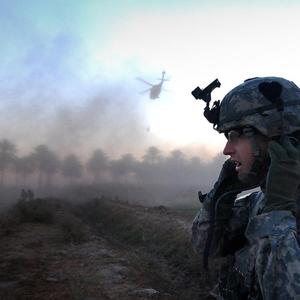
[241,127,268,186]
[243,127,260,157]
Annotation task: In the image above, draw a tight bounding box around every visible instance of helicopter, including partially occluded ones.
[136,71,169,99]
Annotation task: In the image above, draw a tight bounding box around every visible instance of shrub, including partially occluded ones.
[0,212,19,236]
[12,198,57,224]
[56,212,89,244]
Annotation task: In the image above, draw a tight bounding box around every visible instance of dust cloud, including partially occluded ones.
[0,35,227,209]
[0,78,227,209]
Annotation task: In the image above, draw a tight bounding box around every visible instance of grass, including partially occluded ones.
[78,197,215,299]
[0,196,217,299]
[56,212,89,244]
[2,198,90,244]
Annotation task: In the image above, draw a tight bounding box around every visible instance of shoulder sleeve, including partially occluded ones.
[191,201,212,255]
[191,192,252,256]
[246,210,300,299]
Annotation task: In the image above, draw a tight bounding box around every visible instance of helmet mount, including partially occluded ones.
[191,79,221,127]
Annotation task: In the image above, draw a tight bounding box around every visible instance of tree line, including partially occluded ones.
[0,138,220,190]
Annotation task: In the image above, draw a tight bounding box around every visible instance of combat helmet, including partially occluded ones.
[217,77,300,137]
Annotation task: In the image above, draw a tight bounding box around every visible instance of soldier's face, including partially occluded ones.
[222,130,256,181]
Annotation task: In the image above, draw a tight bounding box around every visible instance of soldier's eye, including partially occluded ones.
[224,128,243,142]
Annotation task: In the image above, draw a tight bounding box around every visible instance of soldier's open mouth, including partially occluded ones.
[233,160,241,166]
[234,161,242,171]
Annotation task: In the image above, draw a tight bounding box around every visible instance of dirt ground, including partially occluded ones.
[0,198,214,300]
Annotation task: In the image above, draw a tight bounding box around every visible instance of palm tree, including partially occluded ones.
[111,153,138,182]
[15,154,36,186]
[0,139,17,186]
[163,149,188,184]
[33,145,60,188]
[86,149,109,182]
[142,146,162,164]
[62,154,83,184]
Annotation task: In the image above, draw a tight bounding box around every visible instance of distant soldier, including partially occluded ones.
[27,189,34,200]
[20,189,27,201]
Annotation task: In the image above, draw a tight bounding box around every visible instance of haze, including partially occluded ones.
[1,1,300,205]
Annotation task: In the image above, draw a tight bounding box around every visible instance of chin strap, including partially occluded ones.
[243,127,260,157]
[242,127,268,185]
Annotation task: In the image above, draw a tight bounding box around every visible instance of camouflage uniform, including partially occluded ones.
[191,77,300,299]
[192,190,300,299]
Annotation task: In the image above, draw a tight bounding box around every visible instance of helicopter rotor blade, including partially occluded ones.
[140,88,151,94]
[136,77,153,86]
[157,78,170,82]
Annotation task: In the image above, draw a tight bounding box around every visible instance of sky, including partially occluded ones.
[1,0,300,161]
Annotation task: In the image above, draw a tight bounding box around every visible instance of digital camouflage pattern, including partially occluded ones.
[192,76,300,299]
[217,77,300,137]
[192,191,300,299]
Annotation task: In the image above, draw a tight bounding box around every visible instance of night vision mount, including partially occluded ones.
[191,79,221,127]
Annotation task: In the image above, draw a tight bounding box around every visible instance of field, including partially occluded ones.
[0,197,218,300]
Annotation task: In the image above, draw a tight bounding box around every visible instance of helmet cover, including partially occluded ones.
[217,77,300,137]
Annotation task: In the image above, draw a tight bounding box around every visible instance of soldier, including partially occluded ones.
[27,189,34,200]
[20,188,27,201]
[192,77,300,299]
